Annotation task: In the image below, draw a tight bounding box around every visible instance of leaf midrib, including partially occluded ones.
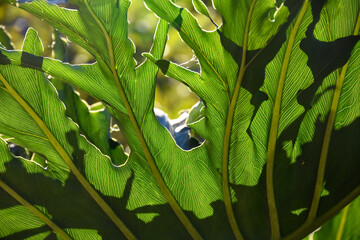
[221,1,256,239]
[283,4,360,240]
[0,122,48,140]
[306,7,360,224]
[283,184,360,240]
[83,1,202,239]
[335,204,350,240]
[0,179,71,240]
[265,1,310,239]
[0,72,134,239]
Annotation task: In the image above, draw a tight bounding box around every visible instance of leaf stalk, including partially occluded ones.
[222,0,256,239]
[266,0,309,239]
[335,204,349,240]
[306,7,360,224]
[0,179,72,240]
[83,1,202,239]
[0,72,136,240]
[283,185,360,240]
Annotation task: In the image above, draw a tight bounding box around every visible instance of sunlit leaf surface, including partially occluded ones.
[0,0,359,239]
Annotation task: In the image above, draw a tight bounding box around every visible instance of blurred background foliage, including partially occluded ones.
[0,0,221,118]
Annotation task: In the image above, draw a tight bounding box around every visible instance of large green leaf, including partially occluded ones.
[0,1,221,239]
[0,0,360,239]
[0,28,133,239]
[144,0,360,239]
[50,30,127,165]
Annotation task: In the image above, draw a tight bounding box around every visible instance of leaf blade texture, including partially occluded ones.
[0,0,360,239]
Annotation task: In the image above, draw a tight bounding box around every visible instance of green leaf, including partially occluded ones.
[192,0,210,18]
[0,26,13,50]
[1,1,222,238]
[144,0,360,239]
[51,31,127,165]
[1,0,360,239]
[212,0,289,50]
[0,137,121,240]
[0,2,216,239]
[0,27,135,239]
[191,0,217,27]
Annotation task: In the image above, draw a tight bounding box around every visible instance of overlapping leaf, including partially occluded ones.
[51,31,127,165]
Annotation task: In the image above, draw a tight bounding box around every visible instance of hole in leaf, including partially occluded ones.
[7,143,48,170]
[108,138,129,168]
[156,20,200,118]
[154,10,206,150]
[163,26,197,66]
[8,143,28,159]
[128,0,158,65]
[172,0,222,31]
[29,153,48,170]
[154,106,204,151]
[109,117,131,167]
[155,77,200,119]
[110,118,130,155]
[74,89,99,106]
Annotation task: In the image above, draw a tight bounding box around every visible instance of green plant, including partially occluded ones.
[0,0,359,239]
